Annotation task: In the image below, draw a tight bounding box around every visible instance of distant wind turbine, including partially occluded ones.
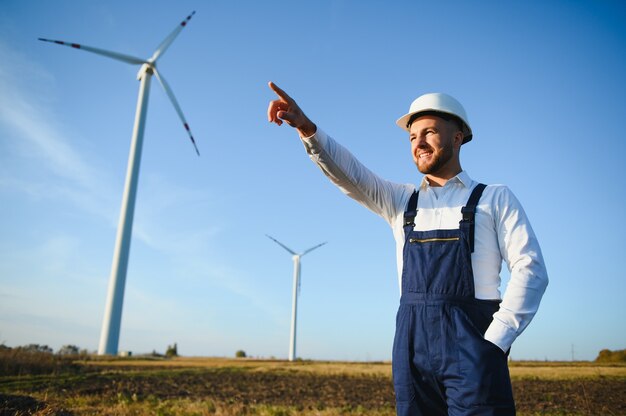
[40,11,200,355]
[266,235,326,361]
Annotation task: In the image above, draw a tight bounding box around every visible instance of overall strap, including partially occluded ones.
[403,191,419,229]
[460,183,487,253]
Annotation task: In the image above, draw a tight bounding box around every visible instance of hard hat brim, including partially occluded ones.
[396,110,473,144]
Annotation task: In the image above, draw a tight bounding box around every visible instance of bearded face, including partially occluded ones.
[414,139,454,174]
[409,115,462,178]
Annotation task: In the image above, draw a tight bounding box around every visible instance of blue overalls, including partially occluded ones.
[392,184,515,415]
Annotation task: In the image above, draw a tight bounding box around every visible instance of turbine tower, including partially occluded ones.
[40,12,200,355]
[266,235,326,361]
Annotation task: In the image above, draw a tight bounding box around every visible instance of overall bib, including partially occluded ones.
[392,184,515,416]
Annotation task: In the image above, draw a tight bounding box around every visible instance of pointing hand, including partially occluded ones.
[267,81,317,137]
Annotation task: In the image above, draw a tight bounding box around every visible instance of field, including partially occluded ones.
[1,351,625,415]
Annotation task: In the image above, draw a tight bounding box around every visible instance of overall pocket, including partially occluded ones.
[452,306,513,407]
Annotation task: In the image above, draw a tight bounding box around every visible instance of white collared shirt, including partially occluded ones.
[300,128,548,352]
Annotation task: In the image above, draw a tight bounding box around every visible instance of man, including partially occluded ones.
[267,81,548,415]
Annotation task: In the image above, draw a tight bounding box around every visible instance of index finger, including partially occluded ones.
[268,81,293,103]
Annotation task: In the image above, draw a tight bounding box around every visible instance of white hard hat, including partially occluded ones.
[396,92,473,143]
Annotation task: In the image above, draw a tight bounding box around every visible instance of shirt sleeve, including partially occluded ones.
[483,186,549,352]
[300,127,412,226]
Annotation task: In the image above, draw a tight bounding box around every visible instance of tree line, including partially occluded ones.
[595,348,626,363]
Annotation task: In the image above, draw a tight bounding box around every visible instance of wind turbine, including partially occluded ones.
[39,11,200,355]
[266,235,326,361]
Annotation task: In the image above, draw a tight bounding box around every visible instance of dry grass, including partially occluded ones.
[509,362,626,380]
[0,347,87,377]
[81,356,626,380]
[80,356,393,377]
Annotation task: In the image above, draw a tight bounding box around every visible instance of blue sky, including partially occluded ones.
[1,0,625,361]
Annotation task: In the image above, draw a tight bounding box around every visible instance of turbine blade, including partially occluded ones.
[153,68,200,156]
[301,241,327,256]
[266,235,297,255]
[149,11,196,63]
[38,38,145,65]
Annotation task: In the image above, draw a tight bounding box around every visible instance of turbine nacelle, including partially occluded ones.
[138,63,154,80]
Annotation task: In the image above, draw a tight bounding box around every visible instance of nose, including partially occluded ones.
[414,135,428,148]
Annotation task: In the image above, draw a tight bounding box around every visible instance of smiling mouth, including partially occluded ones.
[419,152,433,159]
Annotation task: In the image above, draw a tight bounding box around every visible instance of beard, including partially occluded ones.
[415,143,454,175]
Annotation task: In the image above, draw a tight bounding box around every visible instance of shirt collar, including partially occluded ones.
[420,170,473,189]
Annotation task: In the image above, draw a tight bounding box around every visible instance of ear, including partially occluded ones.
[453,130,464,149]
